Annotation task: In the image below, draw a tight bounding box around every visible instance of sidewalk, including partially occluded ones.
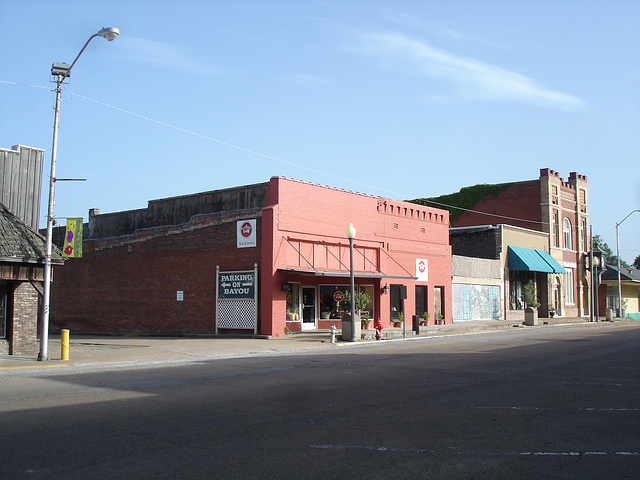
[1,317,636,372]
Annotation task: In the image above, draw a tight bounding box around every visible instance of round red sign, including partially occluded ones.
[333,291,344,302]
[240,222,252,238]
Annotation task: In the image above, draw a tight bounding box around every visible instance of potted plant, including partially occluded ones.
[523,280,541,309]
[420,312,429,326]
[339,291,371,315]
[339,291,371,341]
[436,312,444,325]
[361,313,372,329]
[549,307,556,318]
[393,311,404,327]
[620,298,628,318]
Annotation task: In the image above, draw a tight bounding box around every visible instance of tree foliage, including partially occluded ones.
[409,183,512,223]
[634,255,640,269]
[592,235,630,268]
[339,291,371,314]
[523,280,541,309]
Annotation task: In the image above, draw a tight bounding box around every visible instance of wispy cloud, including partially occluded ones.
[347,32,586,111]
[121,37,224,76]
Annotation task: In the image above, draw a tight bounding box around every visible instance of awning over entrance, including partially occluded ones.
[279,268,417,280]
[508,246,566,274]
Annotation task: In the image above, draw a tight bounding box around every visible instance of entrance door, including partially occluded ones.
[302,286,317,330]
[434,286,444,323]
[415,285,427,320]
[554,279,562,316]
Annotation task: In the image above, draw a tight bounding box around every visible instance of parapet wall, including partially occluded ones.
[84,181,270,240]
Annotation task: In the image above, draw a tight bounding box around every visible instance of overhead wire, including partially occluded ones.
[0,79,605,234]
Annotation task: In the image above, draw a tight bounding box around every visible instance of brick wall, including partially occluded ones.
[450,226,501,259]
[50,210,262,334]
[10,282,39,355]
[452,181,542,232]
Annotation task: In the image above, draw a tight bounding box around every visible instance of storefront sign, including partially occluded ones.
[416,258,428,281]
[218,270,255,299]
[237,219,257,248]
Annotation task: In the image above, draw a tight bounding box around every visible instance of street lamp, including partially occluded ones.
[616,210,640,318]
[346,223,357,342]
[590,244,603,322]
[38,27,119,361]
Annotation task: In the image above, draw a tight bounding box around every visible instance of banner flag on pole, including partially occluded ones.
[62,218,83,258]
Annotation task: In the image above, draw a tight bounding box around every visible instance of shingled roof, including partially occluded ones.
[602,264,640,282]
[0,203,63,264]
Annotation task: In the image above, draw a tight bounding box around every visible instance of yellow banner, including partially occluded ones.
[62,218,83,258]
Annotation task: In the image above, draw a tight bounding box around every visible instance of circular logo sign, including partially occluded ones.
[418,260,426,273]
[240,222,252,238]
[333,291,344,302]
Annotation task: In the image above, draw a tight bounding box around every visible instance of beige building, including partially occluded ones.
[451,224,565,323]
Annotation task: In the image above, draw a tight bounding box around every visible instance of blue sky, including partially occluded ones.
[1,0,639,264]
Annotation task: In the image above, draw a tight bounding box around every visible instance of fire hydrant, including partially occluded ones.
[330,325,337,343]
[375,318,383,340]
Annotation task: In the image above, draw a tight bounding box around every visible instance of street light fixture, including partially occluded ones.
[591,244,603,322]
[38,27,119,361]
[346,223,357,342]
[616,209,640,318]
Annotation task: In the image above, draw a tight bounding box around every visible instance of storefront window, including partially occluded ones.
[319,284,374,320]
[359,285,374,320]
[286,283,300,321]
[564,268,574,305]
[509,270,534,310]
[390,285,404,320]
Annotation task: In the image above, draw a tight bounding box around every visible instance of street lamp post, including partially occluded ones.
[346,223,357,342]
[616,210,640,318]
[38,27,119,361]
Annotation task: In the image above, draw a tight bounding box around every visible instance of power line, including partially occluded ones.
[1,79,610,233]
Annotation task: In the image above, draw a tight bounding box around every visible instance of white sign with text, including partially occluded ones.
[237,219,257,248]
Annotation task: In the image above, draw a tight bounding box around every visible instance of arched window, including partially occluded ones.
[563,218,572,250]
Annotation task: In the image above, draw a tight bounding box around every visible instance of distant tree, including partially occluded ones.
[634,255,640,269]
[592,235,630,268]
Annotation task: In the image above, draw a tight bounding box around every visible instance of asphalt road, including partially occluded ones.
[1,323,638,479]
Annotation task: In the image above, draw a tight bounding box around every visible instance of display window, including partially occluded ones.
[286,283,301,321]
[318,284,374,320]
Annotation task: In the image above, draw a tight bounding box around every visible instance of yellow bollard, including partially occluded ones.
[61,329,70,360]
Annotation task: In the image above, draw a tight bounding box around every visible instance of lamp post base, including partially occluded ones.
[341,313,361,342]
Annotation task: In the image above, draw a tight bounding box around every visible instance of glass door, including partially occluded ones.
[302,286,317,330]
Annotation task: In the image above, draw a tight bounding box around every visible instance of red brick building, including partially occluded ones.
[50,177,452,337]
[437,169,590,318]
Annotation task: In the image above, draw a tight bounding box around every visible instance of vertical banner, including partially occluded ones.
[237,219,257,248]
[62,218,83,258]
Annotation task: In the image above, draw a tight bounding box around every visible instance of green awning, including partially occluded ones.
[508,246,566,274]
[536,249,566,274]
